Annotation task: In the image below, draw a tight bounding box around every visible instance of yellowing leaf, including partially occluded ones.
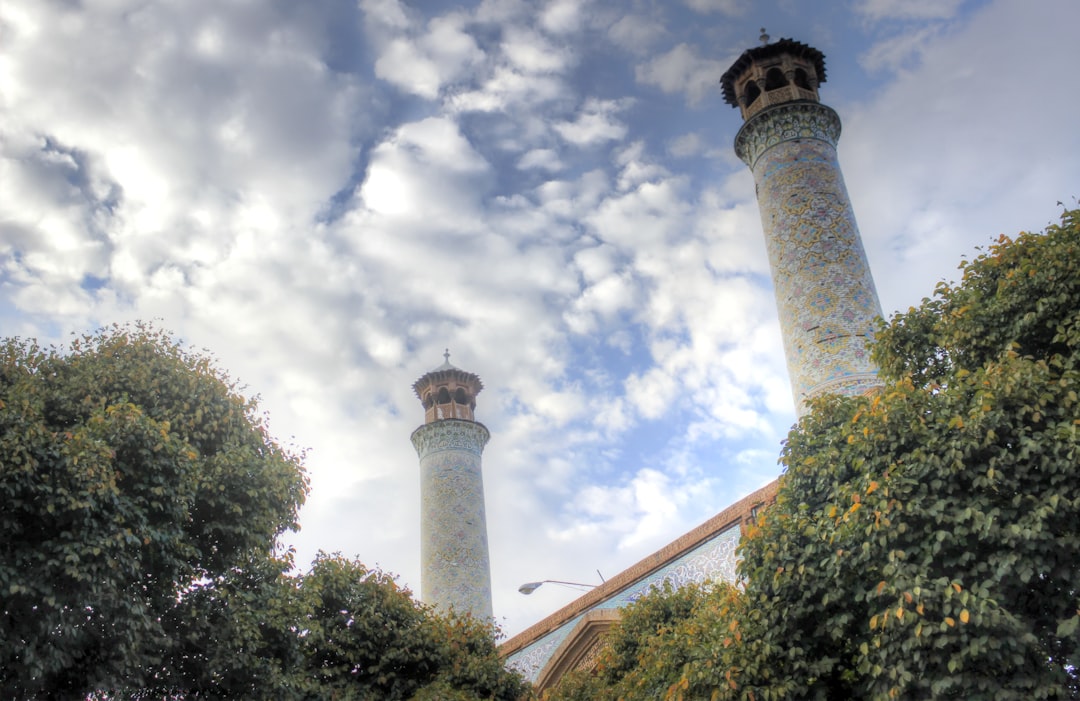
[960,609,970,624]
[945,617,956,627]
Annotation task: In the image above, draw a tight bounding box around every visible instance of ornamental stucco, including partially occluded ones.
[413,420,493,620]
[505,522,742,682]
[740,102,883,414]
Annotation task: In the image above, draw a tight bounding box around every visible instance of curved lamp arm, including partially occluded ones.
[518,579,597,595]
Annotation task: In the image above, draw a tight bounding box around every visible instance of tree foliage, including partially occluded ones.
[546,206,1080,700]
[0,324,527,699]
[294,554,528,701]
[138,553,529,700]
[0,324,308,697]
[550,582,747,701]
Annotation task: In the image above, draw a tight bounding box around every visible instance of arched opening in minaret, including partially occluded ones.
[437,387,451,404]
[793,67,811,90]
[423,392,434,409]
[454,388,469,405]
[764,67,787,91]
[744,81,761,106]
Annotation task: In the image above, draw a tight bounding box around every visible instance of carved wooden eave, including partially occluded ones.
[719,37,827,107]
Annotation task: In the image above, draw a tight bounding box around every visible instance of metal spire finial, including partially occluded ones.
[443,348,450,363]
[759,27,770,45]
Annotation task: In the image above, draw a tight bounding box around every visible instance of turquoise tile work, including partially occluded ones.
[412,418,493,620]
[736,101,883,415]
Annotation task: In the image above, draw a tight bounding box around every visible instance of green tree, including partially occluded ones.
[732,206,1080,700]
[137,550,311,698]
[0,324,309,698]
[546,206,1080,700]
[295,554,529,701]
[549,582,747,701]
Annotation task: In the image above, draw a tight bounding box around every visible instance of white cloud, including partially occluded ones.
[540,0,586,34]
[854,0,965,21]
[668,132,703,157]
[841,0,1080,317]
[614,141,669,191]
[517,148,564,171]
[502,27,573,73]
[683,0,745,15]
[554,97,631,145]
[359,0,413,29]
[608,14,666,53]
[636,43,726,104]
[372,14,484,99]
[448,65,567,113]
[359,117,491,218]
[374,39,445,99]
[859,26,940,73]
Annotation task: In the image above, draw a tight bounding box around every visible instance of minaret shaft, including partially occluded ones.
[737,103,883,412]
[412,419,492,619]
[411,355,493,619]
[722,37,884,416]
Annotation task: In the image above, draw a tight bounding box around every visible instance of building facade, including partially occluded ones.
[501,483,776,693]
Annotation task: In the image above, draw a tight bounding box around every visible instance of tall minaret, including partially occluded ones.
[721,33,884,417]
[410,351,493,619]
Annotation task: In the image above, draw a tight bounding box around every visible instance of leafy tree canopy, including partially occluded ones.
[0,323,309,697]
[547,207,1080,701]
[295,554,529,701]
[1,324,527,700]
[134,553,528,700]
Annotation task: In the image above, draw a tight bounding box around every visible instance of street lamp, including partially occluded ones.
[518,579,598,595]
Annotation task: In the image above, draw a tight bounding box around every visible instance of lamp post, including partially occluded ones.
[517,579,598,595]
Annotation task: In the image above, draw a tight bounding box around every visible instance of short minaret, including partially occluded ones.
[721,33,884,417]
[410,351,493,619]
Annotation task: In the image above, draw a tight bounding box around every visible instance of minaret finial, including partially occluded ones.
[444,348,450,363]
[759,27,770,45]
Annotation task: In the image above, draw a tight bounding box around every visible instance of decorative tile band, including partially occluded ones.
[411,419,490,458]
[413,420,493,620]
[735,101,841,169]
[738,102,883,415]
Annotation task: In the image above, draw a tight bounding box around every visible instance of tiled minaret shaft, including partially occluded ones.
[721,36,884,416]
[410,353,493,619]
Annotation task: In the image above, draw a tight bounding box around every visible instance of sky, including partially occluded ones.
[2,0,1079,639]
